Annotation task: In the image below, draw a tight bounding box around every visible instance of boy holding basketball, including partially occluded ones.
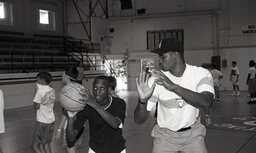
[65,75,126,153]
[32,72,56,153]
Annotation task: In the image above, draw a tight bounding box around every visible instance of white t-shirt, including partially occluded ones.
[33,83,56,124]
[210,69,223,86]
[0,89,5,133]
[231,66,240,77]
[147,64,214,131]
[248,67,256,79]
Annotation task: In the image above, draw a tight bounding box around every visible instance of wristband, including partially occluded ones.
[57,129,61,132]
[138,98,147,105]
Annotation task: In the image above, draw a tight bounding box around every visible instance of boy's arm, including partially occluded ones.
[219,72,223,79]
[90,102,124,129]
[81,94,125,129]
[33,102,40,110]
[65,111,79,148]
[246,74,250,85]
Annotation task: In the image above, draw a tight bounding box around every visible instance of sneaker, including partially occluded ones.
[247,100,255,104]
[230,92,236,96]
[236,92,240,96]
[216,99,221,103]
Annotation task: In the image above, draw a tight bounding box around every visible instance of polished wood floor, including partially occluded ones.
[1,90,256,153]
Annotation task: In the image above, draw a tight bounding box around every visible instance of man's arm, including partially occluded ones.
[134,72,156,124]
[134,98,150,124]
[173,87,214,109]
[153,69,214,110]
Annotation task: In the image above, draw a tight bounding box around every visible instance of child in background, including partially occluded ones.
[230,61,240,96]
[32,72,56,153]
[108,76,119,98]
[210,63,223,103]
[246,60,256,104]
[76,61,84,84]
[56,66,89,153]
[0,89,5,153]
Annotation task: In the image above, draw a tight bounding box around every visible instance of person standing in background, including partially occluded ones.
[0,89,5,153]
[230,61,240,96]
[210,63,223,103]
[76,61,84,84]
[246,60,256,104]
[32,72,56,153]
[108,76,119,98]
[56,66,89,153]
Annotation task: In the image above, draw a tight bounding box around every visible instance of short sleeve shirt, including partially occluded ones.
[147,64,214,131]
[248,67,256,79]
[210,69,223,86]
[231,66,240,76]
[74,96,126,153]
[33,83,56,123]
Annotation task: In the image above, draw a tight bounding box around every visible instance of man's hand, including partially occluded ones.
[151,69,178,91]
[136,72,156,102]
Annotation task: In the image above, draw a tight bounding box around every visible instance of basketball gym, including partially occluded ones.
[0,0,256,153]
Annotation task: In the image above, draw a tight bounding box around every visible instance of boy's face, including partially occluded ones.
[93,79,110,104]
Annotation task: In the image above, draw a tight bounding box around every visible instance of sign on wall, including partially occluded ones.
[241,24,256,34]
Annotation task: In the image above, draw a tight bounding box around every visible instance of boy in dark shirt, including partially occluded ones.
[65,75,126,153]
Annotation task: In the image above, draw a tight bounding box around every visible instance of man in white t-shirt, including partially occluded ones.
[134,38,214,153]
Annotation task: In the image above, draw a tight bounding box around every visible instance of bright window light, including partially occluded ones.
[39,9,49,24]
[0,2,5,19]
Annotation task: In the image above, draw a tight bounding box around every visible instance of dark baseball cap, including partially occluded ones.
[150,38,183,54]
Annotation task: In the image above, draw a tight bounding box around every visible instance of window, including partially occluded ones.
[39,9,49,24]
[38,9,56,31]
[0,2,13,26]
[0,2,5,19]
[147,29,184,50]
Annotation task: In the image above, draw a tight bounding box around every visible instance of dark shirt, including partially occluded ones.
[74,96,126,153]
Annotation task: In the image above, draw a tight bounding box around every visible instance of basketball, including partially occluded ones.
[60,83,90,112]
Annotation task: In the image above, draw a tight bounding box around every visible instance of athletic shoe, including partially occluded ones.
[247,100,255,104]
[230,92,236,96]
[236,92,240,96]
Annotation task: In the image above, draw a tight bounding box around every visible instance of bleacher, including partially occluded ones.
[0,31,102,73]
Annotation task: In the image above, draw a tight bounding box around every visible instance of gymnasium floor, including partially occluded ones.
[1,90,256,153]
